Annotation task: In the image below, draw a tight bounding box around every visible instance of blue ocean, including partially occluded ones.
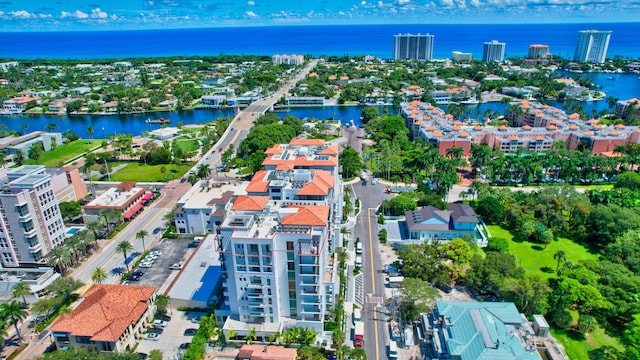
[1,23,639,60]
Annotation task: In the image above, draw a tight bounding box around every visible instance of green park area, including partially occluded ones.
[486,225,621,359]
[174,138,200,153]
[109,162,193,182]
[25,140,103,167]
[487,225,597,280]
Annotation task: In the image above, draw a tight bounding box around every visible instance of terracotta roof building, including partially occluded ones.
[237,345,297,360]
[218,140,342,342]
[50,284,157,352]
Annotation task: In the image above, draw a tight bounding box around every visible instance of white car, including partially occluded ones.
[145,333,160,341]
[139,263,153,268]
[152,319,168,328]
[169,263,183,270]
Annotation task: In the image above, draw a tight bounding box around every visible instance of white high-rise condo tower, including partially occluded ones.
[393,33,434,60]
[483,40,506,63]
[573,30,611,64]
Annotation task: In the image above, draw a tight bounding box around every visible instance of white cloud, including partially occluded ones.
[91,8,108,19]
[10,10,35,18]
[469,0,480,6]
[397,0,410,4]
[61,10,89,19]
[245,11,258,18]
[247,1,255,5]
[440,0,454,6]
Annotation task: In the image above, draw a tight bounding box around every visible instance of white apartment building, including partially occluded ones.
[219,139,342,339]
[452,51,472,62]
[272,54,304,66]
[219,199,337,336]
[528,44,550,59]
[0,171,66,267]
[393,33,434,61]
[574,30,611,64]
[483,40,506,63]
[173,180,246,234]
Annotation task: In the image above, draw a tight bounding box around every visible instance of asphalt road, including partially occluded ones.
[350,181,394,360]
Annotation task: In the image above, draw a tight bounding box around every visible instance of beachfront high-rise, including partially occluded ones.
[393,33,434,61]
[452,51,473,62]
[482,40,506,63]
[573,30,612,63]
[528,44,549,59]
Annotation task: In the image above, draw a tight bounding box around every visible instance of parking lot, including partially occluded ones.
[136,310,206,359]
[123,238,192,289]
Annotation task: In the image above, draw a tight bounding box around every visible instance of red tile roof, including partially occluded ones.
[246,170,269,193]
[50,284,155,343]
[318,144,339,155]
[282,206,329,226]
[231,196,270,211]
[289,139,326,146]
[296,170,334,196]
[237,345,297,360]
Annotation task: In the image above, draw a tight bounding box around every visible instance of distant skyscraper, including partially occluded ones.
[573,30,612,63]
[483,40,506,63]
[452,51,473,62]
[528,44,549,59]
[393,33,434,60]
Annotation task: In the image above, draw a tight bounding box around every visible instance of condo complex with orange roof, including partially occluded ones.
[209,139,342,341]
[402,99,640,156]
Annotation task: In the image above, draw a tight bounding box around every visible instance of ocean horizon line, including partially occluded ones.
[3,21,640,34]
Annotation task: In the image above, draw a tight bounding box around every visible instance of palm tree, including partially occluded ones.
[11,282,31,305]
[155,294,171,314]
[244,327,257,344]
[91,267,108,284]
[116,240,134,271]
[85,220,104,243]
[136,229,149,251]
[0,301,27,341]
[554,250,567,274]
[197,163,211,180]
[446,146,464,160]
[27,143,43,164]
[13,151,24,166]
[225,329,238,344]
[46,246,71,274]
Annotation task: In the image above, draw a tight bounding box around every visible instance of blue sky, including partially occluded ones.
[1,0,639,31]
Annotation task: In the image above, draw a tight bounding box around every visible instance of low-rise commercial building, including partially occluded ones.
[82,182,151,224]
[50,284,157,352]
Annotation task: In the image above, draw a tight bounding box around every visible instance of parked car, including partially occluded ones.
[139,263,153,268]
[183,328,198,336]
[179,343,190,350]
[147,327,164,335]
[145,333,159,341]
[169,263,182,270]
[152,319,168,328]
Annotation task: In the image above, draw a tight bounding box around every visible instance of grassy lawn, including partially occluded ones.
[109,162,194,182]
[178,126,204,136]
[487,225,620,358]
[487,225,598,281]
[551,326,623,360]
[25,140,103,167]
[175,138,200,153]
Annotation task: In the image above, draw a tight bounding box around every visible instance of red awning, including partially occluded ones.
[142,192,153,201]
[123,202,144,220]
